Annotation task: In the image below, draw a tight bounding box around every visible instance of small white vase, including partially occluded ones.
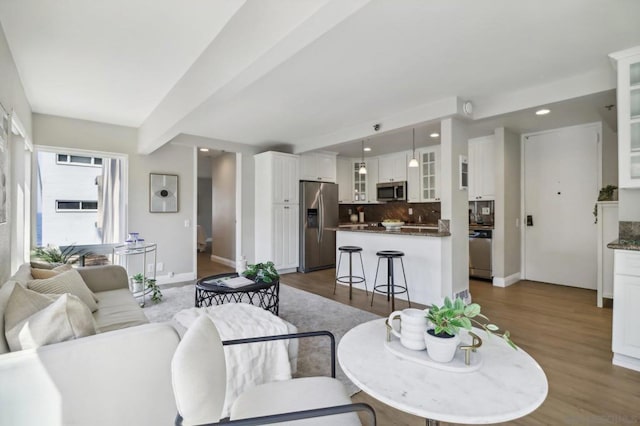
[424,330,460,362]
[359,212,365,223]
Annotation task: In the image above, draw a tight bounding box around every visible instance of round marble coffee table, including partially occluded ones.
[338,319,548,424]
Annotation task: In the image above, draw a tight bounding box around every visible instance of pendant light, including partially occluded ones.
[408,128,419,168]
[358,140,367,174]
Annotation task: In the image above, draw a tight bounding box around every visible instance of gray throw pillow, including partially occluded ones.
[28,269,98,312]
[4,285,96,351]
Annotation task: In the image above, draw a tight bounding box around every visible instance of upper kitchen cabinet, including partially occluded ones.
[407,146,441,203]
[300,152,337,183]
[468,136,495,201]
[610,47,640,188]
[378,152,408,183]
[336,157,379,203]
[420,146,441,202]
[255,151,299,204]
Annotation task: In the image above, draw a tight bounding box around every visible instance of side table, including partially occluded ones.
[195,273,280,315]
[113,242,157,307]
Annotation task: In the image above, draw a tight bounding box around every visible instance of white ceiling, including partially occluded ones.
[0,0,638,155]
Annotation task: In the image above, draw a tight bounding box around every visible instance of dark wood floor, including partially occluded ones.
[197,252,640,425]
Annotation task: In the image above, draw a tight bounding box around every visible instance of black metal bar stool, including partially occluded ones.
[334,246,368,300]
[371,250,410,311]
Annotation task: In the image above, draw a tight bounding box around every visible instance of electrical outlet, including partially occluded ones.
[157,262,164,272]
[408,208,413,215]
[482,207,490,215]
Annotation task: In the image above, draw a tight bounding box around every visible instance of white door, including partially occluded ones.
[523,124,600,289]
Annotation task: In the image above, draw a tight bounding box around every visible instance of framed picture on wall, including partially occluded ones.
[149,173,178,213]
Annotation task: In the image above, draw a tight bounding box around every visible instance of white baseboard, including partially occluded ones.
[613,353,640,372]
[156,272,196,286]
[492,272,521,287]
[210,255,235,268]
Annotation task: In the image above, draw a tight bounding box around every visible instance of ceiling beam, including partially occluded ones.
[138,0,371,154]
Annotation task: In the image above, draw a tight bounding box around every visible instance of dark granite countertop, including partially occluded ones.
[329,225,450,237]
[607,239,640,251]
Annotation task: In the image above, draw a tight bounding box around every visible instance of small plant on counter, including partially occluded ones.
[425,297,517,349]
[593,185,618,223]
[242,261,279,283]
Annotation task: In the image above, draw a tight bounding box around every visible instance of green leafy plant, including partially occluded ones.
[132,273,163,303]
[31,245,85,264]
[425,297,517,349]
[242,261,279,284]
[593,185,618,223]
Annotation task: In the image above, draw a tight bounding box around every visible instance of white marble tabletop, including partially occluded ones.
[338,319,548,424]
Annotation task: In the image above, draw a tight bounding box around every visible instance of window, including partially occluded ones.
[56,200,98,212]
[56,154,102,167]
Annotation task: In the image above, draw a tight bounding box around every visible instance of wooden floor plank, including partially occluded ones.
[197,252,640,425]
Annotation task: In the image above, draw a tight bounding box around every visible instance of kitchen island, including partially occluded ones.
[331,225,450,306]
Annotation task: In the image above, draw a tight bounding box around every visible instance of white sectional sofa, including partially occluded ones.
[0,263,181,425]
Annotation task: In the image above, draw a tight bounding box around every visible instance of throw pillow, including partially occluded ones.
[4,285,96,352]
[31,263,73,279]
[28,269,99,312]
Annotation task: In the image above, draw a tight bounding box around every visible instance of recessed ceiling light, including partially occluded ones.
[199,148,210,152]
[430,133,440,138]
[535,108,551,116]
[364,147,372,152]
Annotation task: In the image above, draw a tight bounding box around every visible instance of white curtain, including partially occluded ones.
[97,158,123,244]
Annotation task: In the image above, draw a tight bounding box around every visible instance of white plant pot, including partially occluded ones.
[424,330,460,363]
[130,278,143,293]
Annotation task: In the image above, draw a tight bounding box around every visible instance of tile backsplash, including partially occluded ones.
[619,221,640,241]
[339,202,441,224]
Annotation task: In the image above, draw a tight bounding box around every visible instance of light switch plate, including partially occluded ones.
[482,207,490,215]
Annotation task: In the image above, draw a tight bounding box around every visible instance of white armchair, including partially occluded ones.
[172,316,376,425]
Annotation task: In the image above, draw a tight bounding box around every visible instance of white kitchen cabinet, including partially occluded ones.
[272,204,299,269]
[597,201,618,307]
[364,158,379,203]
[610,47,640,188]
[612,249,640,371]
[300,152,337,183]
[378,152,407,183]
[468,136,495,201]
[420,146,441,202]
[407,146,440,202]
[254,151,299,272]
[336,157,352,203]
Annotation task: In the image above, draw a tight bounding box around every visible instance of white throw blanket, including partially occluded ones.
[173,304,292,417]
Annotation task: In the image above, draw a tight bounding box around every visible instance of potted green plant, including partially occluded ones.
[131,273,163,303]
[242,261,279,284]
[593,184,618,223]
[31,244,87,265]
[424,297,516,362]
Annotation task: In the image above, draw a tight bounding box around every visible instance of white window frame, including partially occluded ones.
[56,153,103,167]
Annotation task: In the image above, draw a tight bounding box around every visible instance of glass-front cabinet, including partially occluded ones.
[353,161,367,202]
[610,47,640,187]
[420,146,441,201]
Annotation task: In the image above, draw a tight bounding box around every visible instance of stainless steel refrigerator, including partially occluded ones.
[299,181,338,272]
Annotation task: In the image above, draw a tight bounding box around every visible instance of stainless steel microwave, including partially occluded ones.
[376,181,407,201]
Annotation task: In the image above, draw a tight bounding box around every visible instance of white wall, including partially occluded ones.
[211,152,236,262]
[493,127,521,285]
[440,117,469,299]
[0,22,32,282]
[602,121,618,188]
[33,114,196,283]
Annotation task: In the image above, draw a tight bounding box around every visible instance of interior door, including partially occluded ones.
[523,124,599,289]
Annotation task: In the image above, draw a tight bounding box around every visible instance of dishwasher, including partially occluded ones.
[469,229,492,279]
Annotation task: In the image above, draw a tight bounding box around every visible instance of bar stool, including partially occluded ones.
[371,250,410,311]
[334,246,368,300]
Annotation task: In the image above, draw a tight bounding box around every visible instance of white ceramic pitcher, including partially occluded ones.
[388,308,428,350]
